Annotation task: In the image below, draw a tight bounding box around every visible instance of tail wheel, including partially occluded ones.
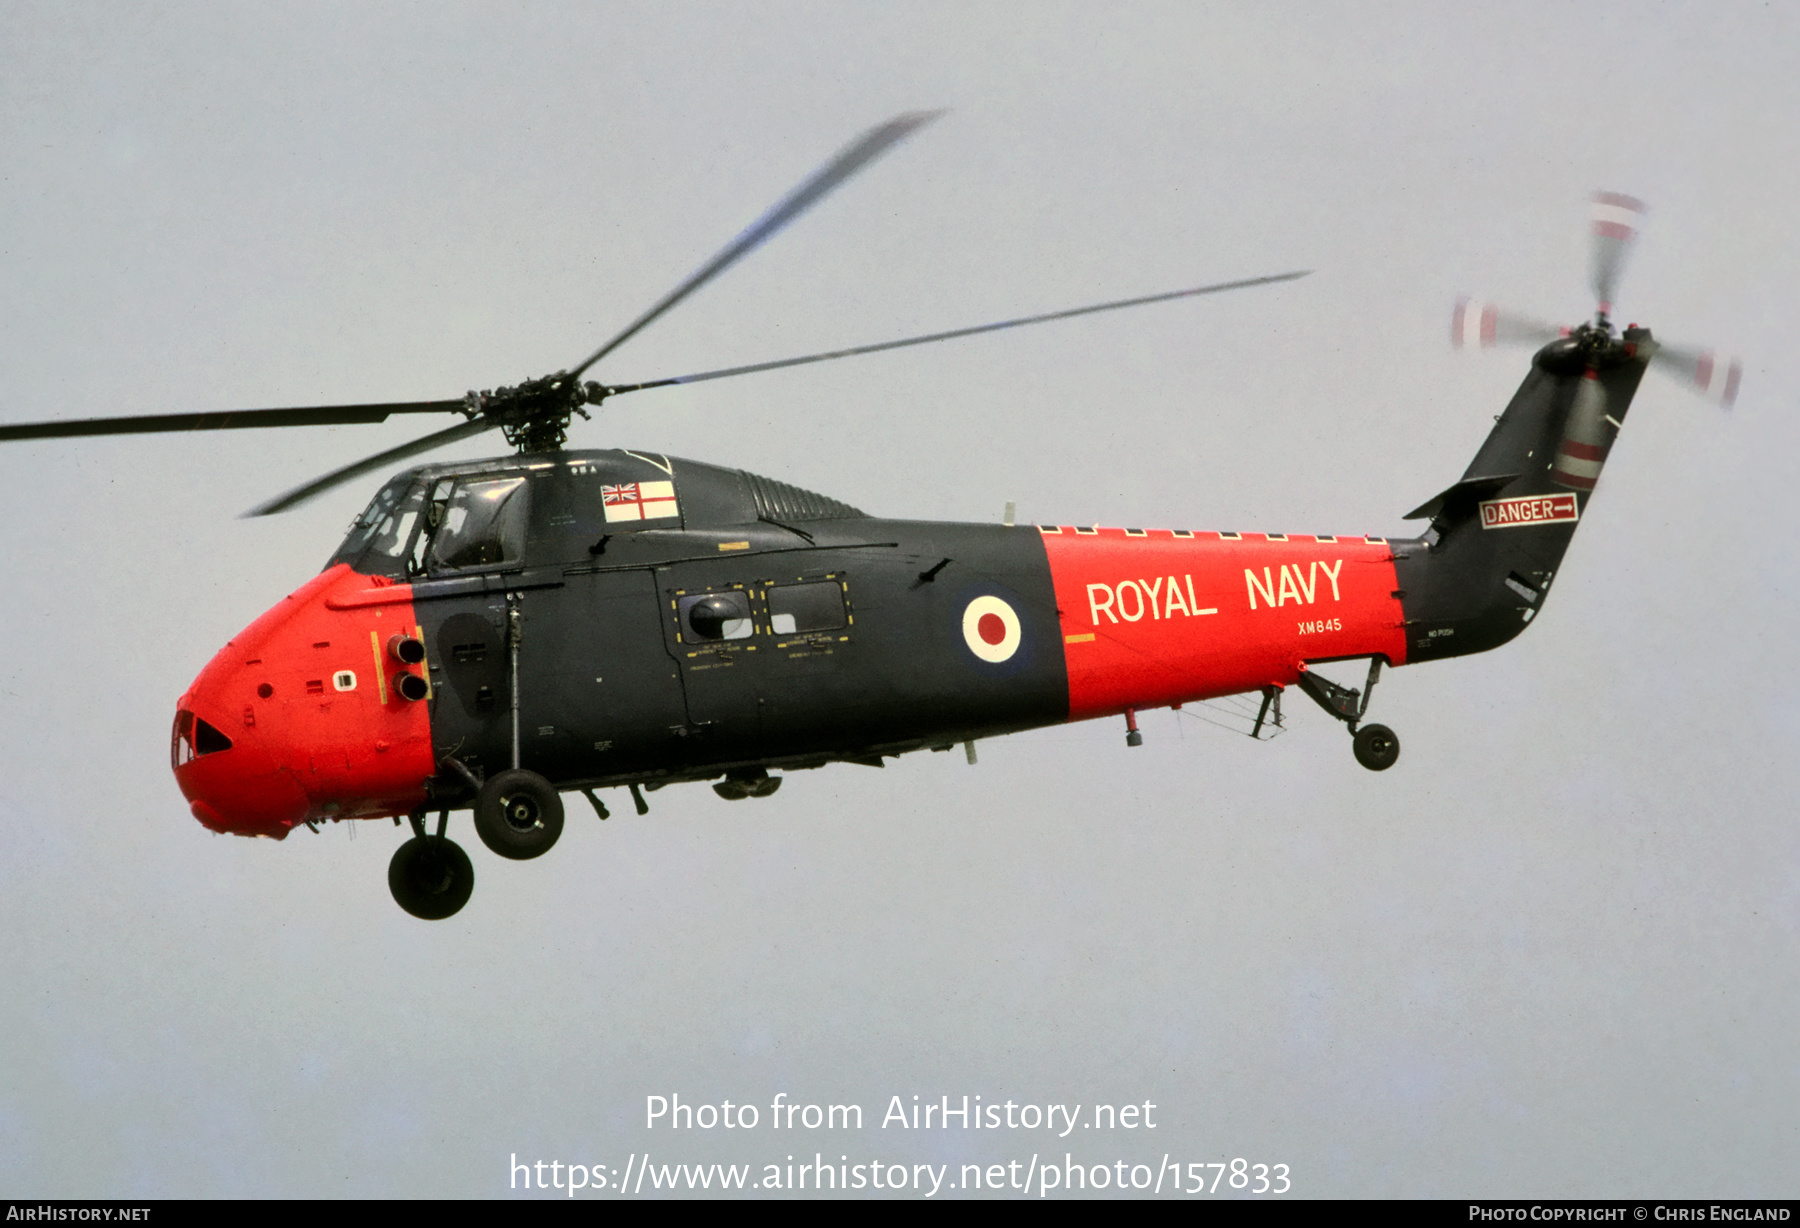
[1352,723,1401,772]
[389,836,475,920]
[474,769,565,860]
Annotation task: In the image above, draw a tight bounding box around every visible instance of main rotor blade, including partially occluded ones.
[601,271,1311,395]
[0,399,463,442]
[567,111,942,381]
[243,415,498,517]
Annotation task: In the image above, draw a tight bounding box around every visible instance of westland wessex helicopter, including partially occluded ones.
[0,117,1743,919]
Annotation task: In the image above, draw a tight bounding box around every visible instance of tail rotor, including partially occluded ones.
[1452,192,1742,409]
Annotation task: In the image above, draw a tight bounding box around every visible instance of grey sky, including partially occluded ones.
[1,1,1795,1198]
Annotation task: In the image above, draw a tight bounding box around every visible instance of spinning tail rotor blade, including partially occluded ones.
[1648,342,1742,408]
[1652,342,1743,408]
[567,111,942,381]
[1590,191,1645,316]
[1451,298,1565,349]
[602,272,1312,396]
[243,415,500,517]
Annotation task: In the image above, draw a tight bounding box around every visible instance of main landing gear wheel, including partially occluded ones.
[474,769,565,860]
[1352,723,1401,772]
[389,837,475,920]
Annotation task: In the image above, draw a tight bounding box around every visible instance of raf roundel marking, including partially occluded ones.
[961,595,1022,664]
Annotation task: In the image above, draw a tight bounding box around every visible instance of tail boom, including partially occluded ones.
[1394,330,1652,663]
[1041,527,1408,720]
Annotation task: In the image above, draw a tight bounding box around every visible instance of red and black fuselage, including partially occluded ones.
[173,333,1651,836]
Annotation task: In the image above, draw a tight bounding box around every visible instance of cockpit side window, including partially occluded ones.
[327,477,426,577]
[426,477,529,572]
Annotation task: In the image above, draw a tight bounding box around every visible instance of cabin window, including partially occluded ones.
[427,477,529,572]
[678,591,754,642]
[768,581,847,635]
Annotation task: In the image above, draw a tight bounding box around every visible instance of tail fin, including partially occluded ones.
[1393,328,1652,663]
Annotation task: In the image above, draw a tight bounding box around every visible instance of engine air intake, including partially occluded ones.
[742,470,865,522]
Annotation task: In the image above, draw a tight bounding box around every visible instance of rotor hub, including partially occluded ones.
[1573,319,1615,359]
[465,374,611,453]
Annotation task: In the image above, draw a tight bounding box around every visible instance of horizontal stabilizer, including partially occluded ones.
[1403,473,1520,521]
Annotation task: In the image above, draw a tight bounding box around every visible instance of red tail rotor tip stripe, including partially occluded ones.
[1452,297,1497,349]
[1592,191,1646,241]
[1693,351,1743,408]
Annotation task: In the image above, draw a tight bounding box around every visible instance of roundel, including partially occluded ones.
[961,595,1022,664]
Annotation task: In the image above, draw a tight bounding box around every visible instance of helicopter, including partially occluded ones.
[0,116,1743,920]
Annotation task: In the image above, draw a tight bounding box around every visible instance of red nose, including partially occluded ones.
[174,706,313,835]
[174,565,436,838]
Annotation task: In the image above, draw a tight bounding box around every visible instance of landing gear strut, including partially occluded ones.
[389,809,475,920]
[1296,657,1401,772]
